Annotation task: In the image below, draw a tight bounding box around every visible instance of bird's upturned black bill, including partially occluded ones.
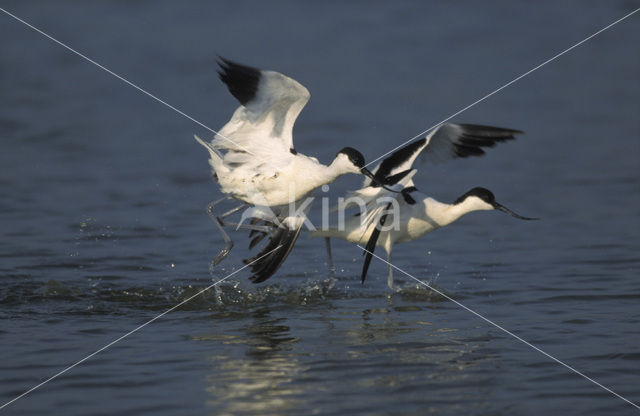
[361,168,401,193]
[494,203,538,221]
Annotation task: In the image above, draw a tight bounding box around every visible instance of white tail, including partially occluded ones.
[194,134,226,175]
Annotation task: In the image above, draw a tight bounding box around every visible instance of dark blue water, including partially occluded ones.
[1,1,639,415]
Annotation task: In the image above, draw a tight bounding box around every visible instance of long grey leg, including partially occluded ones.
[214,203,278,233]
[222,221,276,233]
[216,203,249,220]
[206,197,243,266]
[325,237,336,278]
[387,249,394,290]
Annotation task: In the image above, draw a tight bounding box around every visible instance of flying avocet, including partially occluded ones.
[195,58,388,282]
[310,123,537,289]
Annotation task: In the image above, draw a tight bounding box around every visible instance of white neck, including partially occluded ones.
[425,196,493,227]
[320,155,359,182]
[293,155,357,195]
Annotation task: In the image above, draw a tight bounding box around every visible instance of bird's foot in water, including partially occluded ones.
[211,241,234,266]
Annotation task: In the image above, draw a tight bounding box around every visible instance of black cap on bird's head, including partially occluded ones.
[454,187,496,205]
[335,147,400,193]
[455,187,538,220]
[336,147,365,168]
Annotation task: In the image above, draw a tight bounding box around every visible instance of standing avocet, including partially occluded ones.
[310,123,537,289]
[195,58,385,282]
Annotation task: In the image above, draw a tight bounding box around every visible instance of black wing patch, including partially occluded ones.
[217,57,261,106]
[401,186,418,205]
[373,138,427,184]
[453,124,522,158]
[244,223,304,283]
[374,168,413,188]
[361,202,393,284]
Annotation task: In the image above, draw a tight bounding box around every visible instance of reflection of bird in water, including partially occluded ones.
[203,309,302,414]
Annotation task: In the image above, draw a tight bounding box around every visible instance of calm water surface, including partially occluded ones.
[1,1,639,415]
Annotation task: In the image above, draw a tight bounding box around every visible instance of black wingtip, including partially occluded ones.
[245,224,303,284]
[217,56,261,106]
[458,124,524,136]
[453,124,523,159]
[248,233,267,250]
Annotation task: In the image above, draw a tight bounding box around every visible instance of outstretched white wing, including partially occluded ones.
[210,58,310,168]
[363,123,522,187]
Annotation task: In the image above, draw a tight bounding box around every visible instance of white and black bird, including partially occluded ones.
[310,123,537,289]
[195,58,386,283]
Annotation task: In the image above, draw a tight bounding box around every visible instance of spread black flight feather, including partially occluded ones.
[245,223,304,283]
[452,124,521,158]
[217,57,261,106]
[249,232,267,250]
[372,124,522,183]
[248,218,262,238]
[361,202,393,284]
